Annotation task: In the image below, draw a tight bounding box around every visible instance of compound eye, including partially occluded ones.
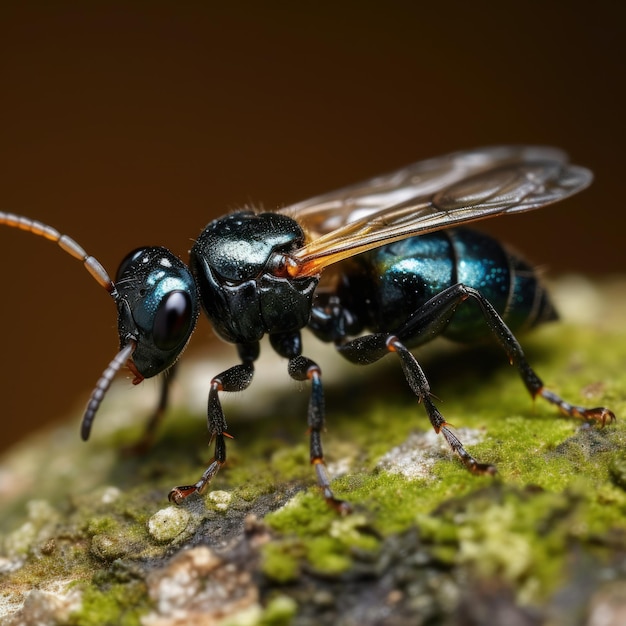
[116,247,149,281]
[153,290,194,351]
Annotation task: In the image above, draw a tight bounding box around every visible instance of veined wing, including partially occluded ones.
[281,146,591,277]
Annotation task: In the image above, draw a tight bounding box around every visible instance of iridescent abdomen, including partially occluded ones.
[338,227,556,345]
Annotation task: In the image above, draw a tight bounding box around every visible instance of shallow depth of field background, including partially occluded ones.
[0,2,624,450]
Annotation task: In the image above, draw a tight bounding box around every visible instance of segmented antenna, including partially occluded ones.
[1,211,134,437]
[0,211,116,295]
[81,340,137,440]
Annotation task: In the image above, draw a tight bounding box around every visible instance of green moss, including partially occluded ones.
[260,317,626,598]
[609,453,626,490]
[268,444,310,478]
[261,541,302,583]
[68,581,151,626]
[85,516,119,536]
[1,279,625,622]
[90,533,132,561]
[305,536,353,574]
[259,595,298,625]
[415,483,623,604]
[236,479,277,502]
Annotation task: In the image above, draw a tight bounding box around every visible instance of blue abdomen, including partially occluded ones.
[339,227,556,345]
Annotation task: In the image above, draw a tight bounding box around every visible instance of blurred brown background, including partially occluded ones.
[0,2,624,451]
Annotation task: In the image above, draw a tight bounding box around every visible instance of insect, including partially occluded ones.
[1,146,614,512]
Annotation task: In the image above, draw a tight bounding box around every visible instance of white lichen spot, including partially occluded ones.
[326,456,352,479]
[142,546,259,625]
[90,533,129,560]
[148,506,191,542]
[100,486,121,504]
[207,489,232,511]
[0,555,25,576]
[3,499,60,556]
[0,578,83,623]
[377,428,486,480]
[26,499,59,524]
[4,521,38,556]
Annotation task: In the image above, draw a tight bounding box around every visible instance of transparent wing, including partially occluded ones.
[280,146,592,277]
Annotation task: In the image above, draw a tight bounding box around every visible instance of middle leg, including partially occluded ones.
[271,331,352,513]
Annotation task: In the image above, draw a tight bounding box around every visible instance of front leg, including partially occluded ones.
[123,362,179,455]
[168,343,258,504]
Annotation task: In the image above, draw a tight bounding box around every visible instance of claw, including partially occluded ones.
[539,388,616,426]
[578,406,616,427]
[168,485,199,504]
[324,492,353,515]
[169,459,223,504]
[469,461,498,476]
[440,423,497,476]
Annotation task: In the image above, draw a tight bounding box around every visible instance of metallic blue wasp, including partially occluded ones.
[1,146,614,511]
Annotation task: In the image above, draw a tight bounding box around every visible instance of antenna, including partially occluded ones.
[1,211,135,437]
[0,211,116,296]
[81,340,137,440]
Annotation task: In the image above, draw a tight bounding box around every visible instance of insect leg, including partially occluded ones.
[427,284,615,424]
[391,283,614,424]
[270,331,351,513]
[168,344,258,504]
[124,362,178,455]
[287,354,352,514]
[337,333,496,474]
